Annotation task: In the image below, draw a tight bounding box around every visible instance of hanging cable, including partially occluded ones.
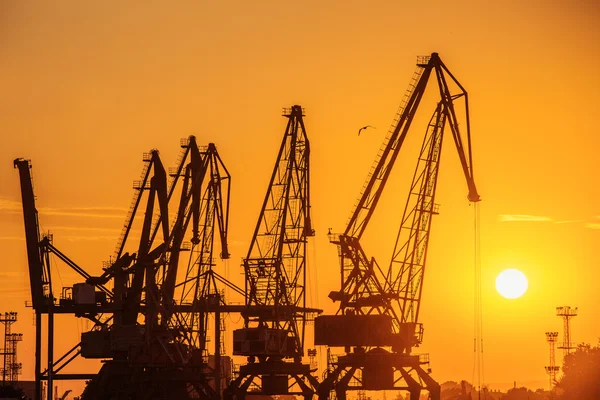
[311,234,324,374]
[224,258,230,303]
[472,202,484,397]
[306,240,314,310]
[477,203,485,392]
[312,235,319,310]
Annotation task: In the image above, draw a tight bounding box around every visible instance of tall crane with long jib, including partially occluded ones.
[315,53,480,400]
[225,105,322,400]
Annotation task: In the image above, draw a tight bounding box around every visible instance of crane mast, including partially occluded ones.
[242,105,313,356]
[316,53,480,400]
[226,105,321,400]
[123,149,170,328]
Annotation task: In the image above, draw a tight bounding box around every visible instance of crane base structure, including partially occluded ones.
[224,361,320,400]
[318,349,438,400]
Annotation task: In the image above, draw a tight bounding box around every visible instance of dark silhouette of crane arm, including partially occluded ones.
[327,56,437,316]
[124,151,169,325]
[160,141,231,318]
[433,60,480,202]
[387,58,481,337]
[161,139,209,307]
[317,53,477,400]
[344,58,435,240]
[14,159,48,309]
[211,149,231,259]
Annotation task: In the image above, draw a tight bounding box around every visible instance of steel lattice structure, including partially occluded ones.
[316,53,480,400]
[15,136,235,400]
[556,306,578,358]
[243,104,313,356]
[174,141,232,355]
[545,331,559,391]
[226,105,321,400]
[0,312,22,385]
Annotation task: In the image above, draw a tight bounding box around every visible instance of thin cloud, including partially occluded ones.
[0,272,21,278]
[63,235,119,242]
[0,198,21,211]
[0,197,126,219]
[586,223,600,230]
[61,206,128,212]
[47,226,122,233]
[0,272,28,294]
[0,236,25,241]
[498,214,553,222]
[2,226,142,244]
[0,287,29,295]
[59,234,140,243]
[553,220,584,224]
[34,209,124,219]
[228,240,248,247]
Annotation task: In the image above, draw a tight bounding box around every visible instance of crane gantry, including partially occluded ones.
[316,53,480,400]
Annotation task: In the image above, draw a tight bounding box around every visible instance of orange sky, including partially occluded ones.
[1,0,599,394]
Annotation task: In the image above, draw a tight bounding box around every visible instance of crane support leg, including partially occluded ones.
[318,368,343,400]
[215,308,221,398]
[35,312,41,400]
[399,368,421,400]
[293,373,316,399]
[47,312,54,400]
[415,365,440,400]
[334,367,356,400]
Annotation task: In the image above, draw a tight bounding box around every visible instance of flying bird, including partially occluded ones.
[358,125,376,136]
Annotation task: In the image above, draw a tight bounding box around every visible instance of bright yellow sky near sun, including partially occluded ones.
[1,0,599,394]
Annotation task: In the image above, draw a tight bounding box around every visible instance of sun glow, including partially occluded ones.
[496,269,528,299]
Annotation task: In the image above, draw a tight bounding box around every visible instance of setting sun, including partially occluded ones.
[496,269,528,299]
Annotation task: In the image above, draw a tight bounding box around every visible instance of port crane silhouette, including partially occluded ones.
[15,137,236,400]
[225,105,322,400]
[316,53,480,400]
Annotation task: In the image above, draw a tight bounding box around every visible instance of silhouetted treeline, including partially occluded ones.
[556,341,600,400]
[434,340,600,400]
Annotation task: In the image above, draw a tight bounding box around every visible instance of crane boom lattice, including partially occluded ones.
[226,105,321,400]
[316,53,480,400]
